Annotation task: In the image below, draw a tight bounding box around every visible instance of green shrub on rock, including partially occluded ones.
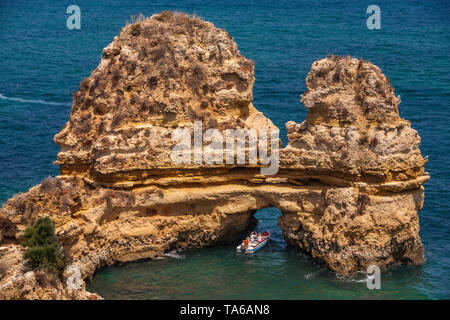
[21,217,66,276]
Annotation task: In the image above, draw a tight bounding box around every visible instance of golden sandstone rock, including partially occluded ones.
[0,12,428,299]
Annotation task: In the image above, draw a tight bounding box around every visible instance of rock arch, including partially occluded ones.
[0,12,428,299]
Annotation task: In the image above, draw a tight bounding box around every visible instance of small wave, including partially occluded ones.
[163,250,185,259]
[304,268,324,279]
[336,272,369,283]
[0,93,71,106]
[342,277,368,283]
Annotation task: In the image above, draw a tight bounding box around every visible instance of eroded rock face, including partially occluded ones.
[0,12,428,299]
[54,11,275,184]
[280,55,426,182]
[277,55,427,273]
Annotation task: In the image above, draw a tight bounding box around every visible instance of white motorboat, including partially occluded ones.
[236,231,270,253]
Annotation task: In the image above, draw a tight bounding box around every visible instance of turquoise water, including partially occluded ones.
[87,208,430,299]
[1,0,449,299]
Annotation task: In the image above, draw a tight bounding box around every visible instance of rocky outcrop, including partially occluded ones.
[0,12,428,299]
[277,56,428,273]
[0,245,100,300]
[280,55,426,182]
[54,10,276,186]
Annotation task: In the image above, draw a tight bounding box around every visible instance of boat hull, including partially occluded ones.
[236,233,270,253]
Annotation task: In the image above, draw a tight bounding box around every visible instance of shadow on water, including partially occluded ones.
[87,207,429,299]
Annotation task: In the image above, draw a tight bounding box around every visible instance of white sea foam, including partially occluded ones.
[304,268,324,279]
[336,272,369,283]
[163,250,185,259]
[0,93,71,106]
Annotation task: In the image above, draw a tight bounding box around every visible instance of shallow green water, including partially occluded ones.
[87,208,430,299]
[1,0,449,299]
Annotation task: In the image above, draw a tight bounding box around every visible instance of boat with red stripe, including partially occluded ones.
[236,231,270,253]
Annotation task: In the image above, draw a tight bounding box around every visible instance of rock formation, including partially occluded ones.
[278,55,428,273]
[0,12,428,299]
[54,10,276,186]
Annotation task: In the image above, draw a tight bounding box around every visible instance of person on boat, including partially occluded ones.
[250,231,257,242]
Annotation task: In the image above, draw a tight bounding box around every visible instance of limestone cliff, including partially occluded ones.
[280,55,426,182]
[0,12,428,299]
[278,56,428,273]
[53,11,276,186]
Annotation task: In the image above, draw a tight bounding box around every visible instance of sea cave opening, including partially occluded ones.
[248,207,287,251]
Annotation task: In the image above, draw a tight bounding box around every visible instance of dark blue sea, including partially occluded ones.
[0,0,449,299]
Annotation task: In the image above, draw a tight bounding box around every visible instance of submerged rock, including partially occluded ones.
[0,12,428,299]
